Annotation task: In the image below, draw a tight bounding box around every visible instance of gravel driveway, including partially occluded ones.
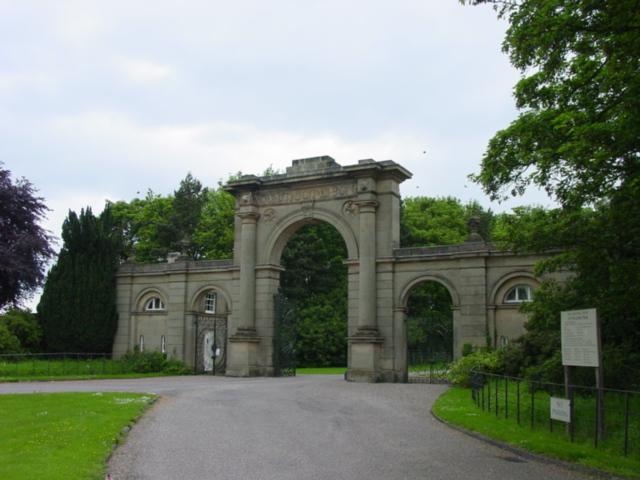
[0,375,595,480]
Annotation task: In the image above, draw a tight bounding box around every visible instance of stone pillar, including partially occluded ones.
[356,199,378,333]
[238,209,258,333]
[393,307,408,383]
[347,191,383,382]
[227,198,261,377]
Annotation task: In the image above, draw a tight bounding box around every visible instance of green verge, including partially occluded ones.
[297,367,347,375]
[0,372,186,383]
[0,392,157,480]
[433,387,640,479]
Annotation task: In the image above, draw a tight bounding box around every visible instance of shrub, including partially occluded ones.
[119,350,191,374]
[0,309,42,352]
[447,349,500,386]
[0,323,21,354]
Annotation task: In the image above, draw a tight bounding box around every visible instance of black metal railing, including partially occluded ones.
[470,371,640,457]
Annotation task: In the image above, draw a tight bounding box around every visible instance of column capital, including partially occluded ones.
[355,199,379,212]
[237,208,260,222]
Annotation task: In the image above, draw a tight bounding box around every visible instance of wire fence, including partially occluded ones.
[0,353,128,377]
[470,371,640,458]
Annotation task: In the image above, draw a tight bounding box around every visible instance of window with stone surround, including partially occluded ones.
[144,297,165,311]
[504,284,533,303]
[203,291,217,314]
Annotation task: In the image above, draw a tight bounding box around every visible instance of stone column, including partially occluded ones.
[237,209,259,334]
[347,192,383,382]
[356,199,378,334]
[227,198,261,377]
[393,306,408,383]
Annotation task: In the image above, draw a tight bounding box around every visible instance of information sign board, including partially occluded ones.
[561,309,600,367]
[550,397,571,423]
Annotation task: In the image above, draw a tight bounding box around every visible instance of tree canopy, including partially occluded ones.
[465,0,639,208]
[401,196,493,246]
[0,164,54,309]
[464,0,640,388]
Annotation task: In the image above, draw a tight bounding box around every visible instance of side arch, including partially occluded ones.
[260,207,359,265]
[399,274,461,309]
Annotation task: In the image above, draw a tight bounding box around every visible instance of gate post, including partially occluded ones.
[347,188,384,382]
[227,198,261,377]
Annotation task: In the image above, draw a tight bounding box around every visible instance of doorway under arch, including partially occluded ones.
[404,280,454,382]
[275,221,349,375]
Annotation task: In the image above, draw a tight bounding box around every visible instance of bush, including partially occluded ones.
[120,350,191,374]
[0,309,42,352]
[0,323,21,354]
[447,349,501,386]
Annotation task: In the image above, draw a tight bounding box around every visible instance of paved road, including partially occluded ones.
[1,376,595,480]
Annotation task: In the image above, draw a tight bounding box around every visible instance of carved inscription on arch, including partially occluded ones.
[255,182,356,206]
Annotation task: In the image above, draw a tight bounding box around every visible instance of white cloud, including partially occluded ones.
[119,60,175,85]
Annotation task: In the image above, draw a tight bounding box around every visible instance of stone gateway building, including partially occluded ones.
[113,156,548,382]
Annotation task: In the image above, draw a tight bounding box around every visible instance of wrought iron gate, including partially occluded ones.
[273,292,296,376]
[194,314,228,374]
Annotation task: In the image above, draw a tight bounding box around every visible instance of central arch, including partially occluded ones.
[261,208,359,265]
[273,219,351,374]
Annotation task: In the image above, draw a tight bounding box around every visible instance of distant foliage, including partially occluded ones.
[406,282,453,358]
[38,207,123,353]
[400,196,493,247]
[0,309,42,353]
[280,223,348,367]
[111,175,235,262]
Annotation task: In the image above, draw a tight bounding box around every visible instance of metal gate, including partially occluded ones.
[273,292,296,376]
[407,349,451,384]
[194,314,228,375]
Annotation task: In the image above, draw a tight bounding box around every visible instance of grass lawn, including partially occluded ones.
[0,392,156,480]
[0,372,186,382]
[297,367,346,375]
[433,386,640,479]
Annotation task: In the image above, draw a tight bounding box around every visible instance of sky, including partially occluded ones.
[2,0,555,256]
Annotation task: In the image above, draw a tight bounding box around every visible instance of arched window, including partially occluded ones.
[504,284,533,303]
[203,291,217,314]
[145,297,165,311]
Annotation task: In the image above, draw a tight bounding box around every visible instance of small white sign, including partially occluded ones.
[561,308,599,367]
[550,397,571,423]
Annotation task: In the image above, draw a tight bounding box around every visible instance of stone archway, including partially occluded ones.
[114,155,552,383]
[223,156,411,382]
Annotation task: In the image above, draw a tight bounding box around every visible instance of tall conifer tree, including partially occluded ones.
[38,206,122,352]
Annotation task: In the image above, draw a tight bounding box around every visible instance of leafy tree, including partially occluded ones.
[192,188,236,259]
[111,192,175,262]
[111,175,234,262]
[0,309,42,352]
[0,164,54,309]
[401,196,493,247]
[0,323,20,354]
[171,173,208,257]
[38,206,123,353]
[464,0,640,388]
[464,0,640,209]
